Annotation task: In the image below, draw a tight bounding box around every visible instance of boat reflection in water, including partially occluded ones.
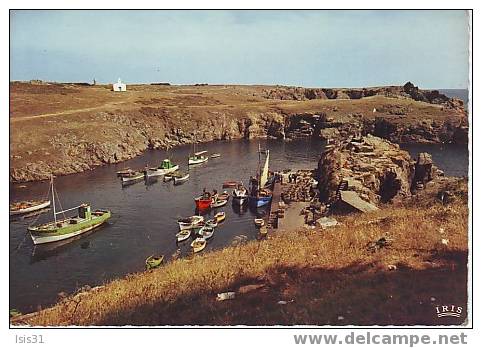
[30,228,99,264]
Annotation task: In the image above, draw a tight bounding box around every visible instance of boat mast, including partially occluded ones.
[51,175,57,223]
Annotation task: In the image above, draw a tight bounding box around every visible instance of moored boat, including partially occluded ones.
[121,171,144,183]
[173,172,190,185]
[189,142,209,165]
[191,237,207,253]
[145,159,179,177]
[210,153,221,158]
[176,229,191,242]
[197,226,214,240]
[211,199,227,208]
[195,195,213,210]
[214,211,226,223]
[249,145,273,207]
[259,226,268,237]
[177,215,204,230]
[116,168,134,177]
[10,200,51,216]
[218,191,230,201]
[28,177,111,245]
[145,255,164,270]
[222,181,239,188]
[232,183,248,205]
[254,218,265,227]
[205,219,218,228]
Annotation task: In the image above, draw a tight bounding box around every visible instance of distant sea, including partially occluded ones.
[436,89,469,108]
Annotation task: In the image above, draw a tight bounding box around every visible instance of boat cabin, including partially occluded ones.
[161,159,175,169]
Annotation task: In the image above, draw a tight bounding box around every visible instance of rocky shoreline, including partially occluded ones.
[10,82,467,183]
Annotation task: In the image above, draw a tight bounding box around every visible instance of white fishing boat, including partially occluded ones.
[177,215,204,230]
[10,200,51,216]
[210,153,221,158]
[189,150,209,165]
[145,159,179,177]
[232,183,248,205]
[191,237,207,253]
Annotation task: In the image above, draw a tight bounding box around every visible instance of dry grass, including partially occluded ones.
[14,196,468,326]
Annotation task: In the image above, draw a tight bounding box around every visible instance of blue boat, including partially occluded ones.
[249,145,273,208]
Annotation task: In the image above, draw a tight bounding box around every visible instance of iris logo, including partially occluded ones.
[435,305,463,318]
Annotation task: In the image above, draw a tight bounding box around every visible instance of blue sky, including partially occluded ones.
[10,10,470,88]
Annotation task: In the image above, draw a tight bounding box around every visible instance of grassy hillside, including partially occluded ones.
[13,184,468,326]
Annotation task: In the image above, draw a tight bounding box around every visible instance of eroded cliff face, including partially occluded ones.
[10,82,468,183]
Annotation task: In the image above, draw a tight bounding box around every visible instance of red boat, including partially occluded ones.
[195,196,213,210]
[222,181,239,188]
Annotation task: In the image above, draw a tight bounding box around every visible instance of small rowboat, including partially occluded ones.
[176,229,191,242]
[191,237,207,253]
[254,218,265,228]
[214,212,226,223]
[211,199,227,208]
[195,196,213,210]
[10,200,51,216]
[121,171,144,183]
[210,153,221,158]
[223,181,239,188]
[145,255,164,270]
[205,219,218,228]
[218,191,229,201]
[233,186,248,205]
[173,172,190,185]
[116,168,133,177]
[197,226,214,240]
[178,215,204,230]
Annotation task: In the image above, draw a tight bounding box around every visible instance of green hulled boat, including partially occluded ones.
[28,177,111,245]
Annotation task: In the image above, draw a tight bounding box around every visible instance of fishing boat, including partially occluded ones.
[197,226,215,240]
[218,191,229,201]
[145,255,164,270]
[195,195,213,210]
[254,218,265,228]
[210,153,221,158]
[214,211,226,223]
[191,237,207,253]
[176,229,191,242]
[178,215,204,230]
[10,200,51,216]
[205,219,218,228]
[211,199,227,208]
[28,177,111,245]
[249,145,273,207]
[145,159,179,177]
[173,172,190,185]
[189,140,209,165]
[120,171,144,183]
[222,181,239,188]
[232,183,248,205]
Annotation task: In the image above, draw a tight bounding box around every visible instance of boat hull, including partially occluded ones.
[250,195,272,207]
[188,157,208,165]
[195,198,212,210]
[173,174,189,185]
[28,211,111,245]
[146,165,179,177]
[10,200,51,216]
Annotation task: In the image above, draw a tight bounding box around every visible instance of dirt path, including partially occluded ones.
[10,101,130,123]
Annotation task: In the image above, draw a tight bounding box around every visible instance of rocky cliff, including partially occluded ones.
[317,135,444,210]
[10,82,468,183]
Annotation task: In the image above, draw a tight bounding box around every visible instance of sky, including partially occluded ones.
[9,10,470,88]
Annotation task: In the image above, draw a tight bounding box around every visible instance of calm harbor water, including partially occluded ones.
[9,139,469,313]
